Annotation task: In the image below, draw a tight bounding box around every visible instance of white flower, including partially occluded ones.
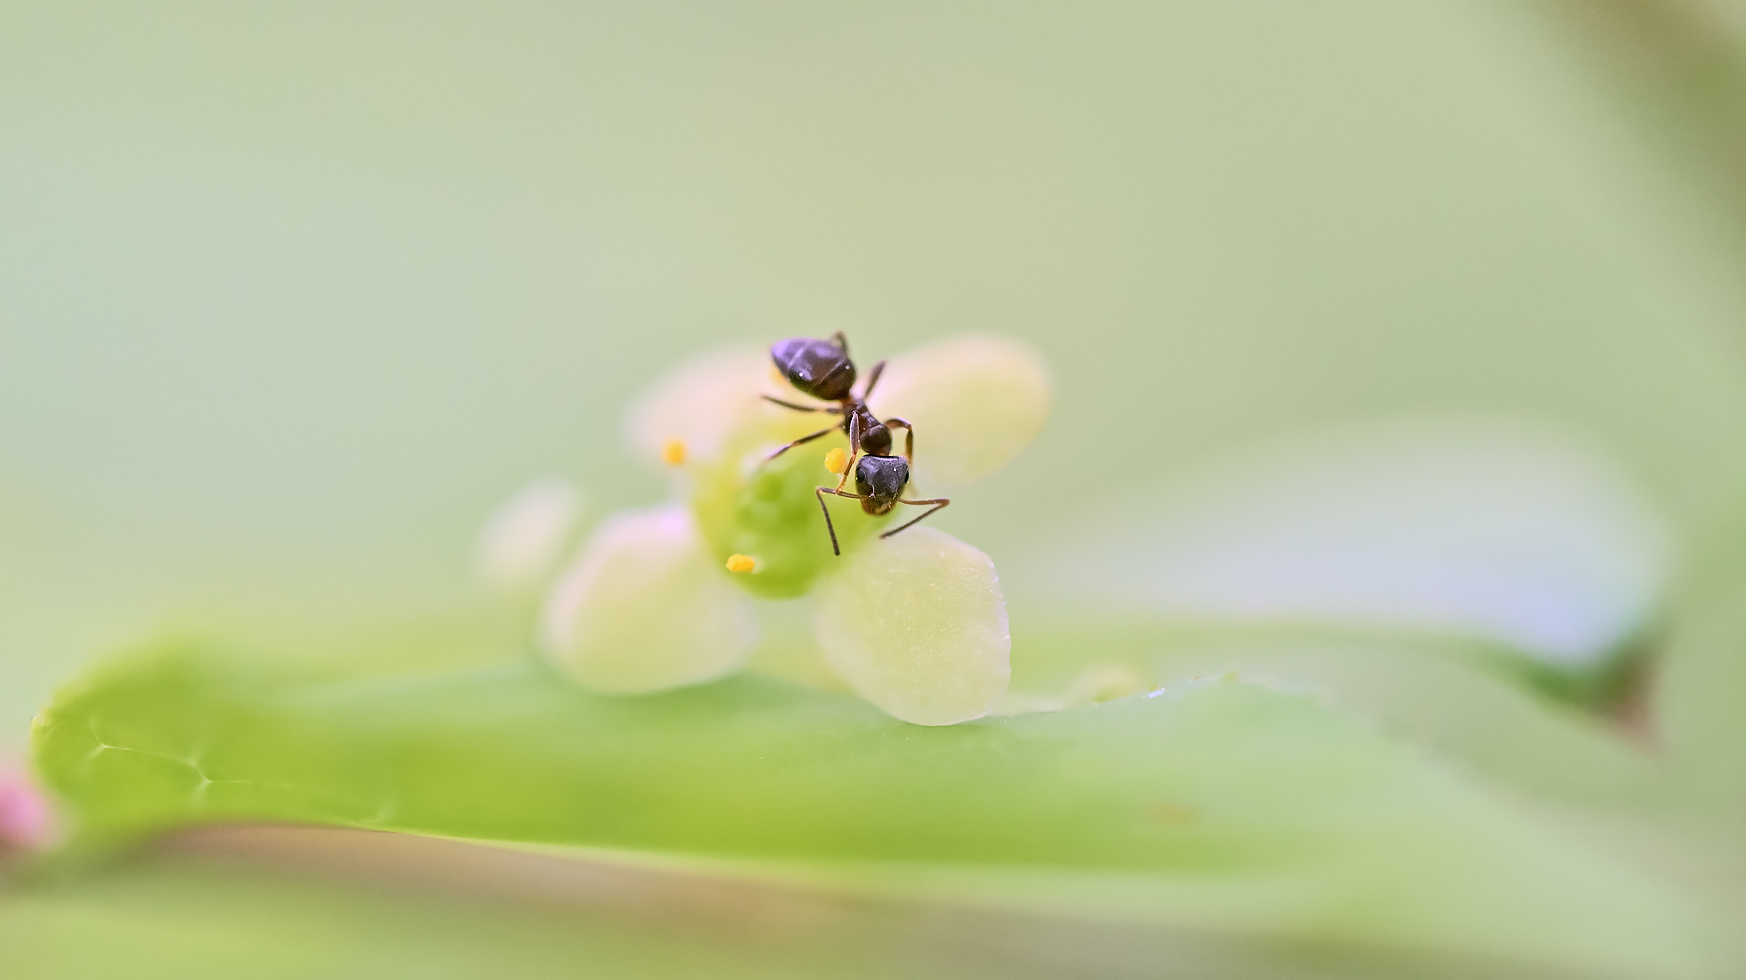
[530,334,1051,725]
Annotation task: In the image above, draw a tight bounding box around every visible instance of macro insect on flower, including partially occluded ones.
[762,333,950,555]
[487,333,1051,726]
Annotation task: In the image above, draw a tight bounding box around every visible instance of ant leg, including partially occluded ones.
[859,360,886,400]
[836,410,862,491]
[815,487,870,556]
[882,417,913,463]
[768,426,837,461]
[880,497,950,540]
[762,395,839,414]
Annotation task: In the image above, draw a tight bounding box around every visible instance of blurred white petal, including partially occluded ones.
[624,346,781,466]
[476,480,585,599]
[814,526,1010,725]
[542,504,757,694]
[873,335,1052,488]
[1023,418,1671,667]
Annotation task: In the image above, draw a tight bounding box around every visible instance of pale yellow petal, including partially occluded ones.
[813,526,1010,725]
[541,504,757,694]
[872,335,1052,488]
[623,346,777,467]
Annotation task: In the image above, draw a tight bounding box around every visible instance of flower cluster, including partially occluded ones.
[483,335,1051,725]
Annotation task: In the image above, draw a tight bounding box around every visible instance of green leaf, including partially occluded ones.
[1008,617,1662,810]
[1656,500,1746,831]
[32,644,1718,976]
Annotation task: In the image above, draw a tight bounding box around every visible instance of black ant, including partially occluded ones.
[764,332,949,556]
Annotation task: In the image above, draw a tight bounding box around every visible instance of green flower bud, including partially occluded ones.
[691,418,887,599]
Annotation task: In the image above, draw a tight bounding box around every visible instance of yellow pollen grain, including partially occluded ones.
[661,438,687,466]
[725,554,756,574]
[824,447,848,474]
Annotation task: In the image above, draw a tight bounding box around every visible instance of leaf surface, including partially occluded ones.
[32,644,1714,976]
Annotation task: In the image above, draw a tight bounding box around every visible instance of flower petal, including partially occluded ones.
[813,526,1010,725]
[541,504,757,694]
[623,346,777,467]
[873,335,1052,488]
[475,479,585,599]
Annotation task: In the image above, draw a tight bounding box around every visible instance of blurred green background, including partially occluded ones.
[7,2,1746,976]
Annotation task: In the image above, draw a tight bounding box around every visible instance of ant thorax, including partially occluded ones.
[847,403,891,456]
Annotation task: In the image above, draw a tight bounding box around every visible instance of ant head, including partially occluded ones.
[772,336,857,402]
[854,454,910,512]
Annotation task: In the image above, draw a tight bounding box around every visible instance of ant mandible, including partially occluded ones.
[763,332,949,556]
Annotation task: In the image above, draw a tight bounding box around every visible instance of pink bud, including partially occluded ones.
[0,770,53,852]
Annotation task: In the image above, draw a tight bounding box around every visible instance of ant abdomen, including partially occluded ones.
[771,336,857,402]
